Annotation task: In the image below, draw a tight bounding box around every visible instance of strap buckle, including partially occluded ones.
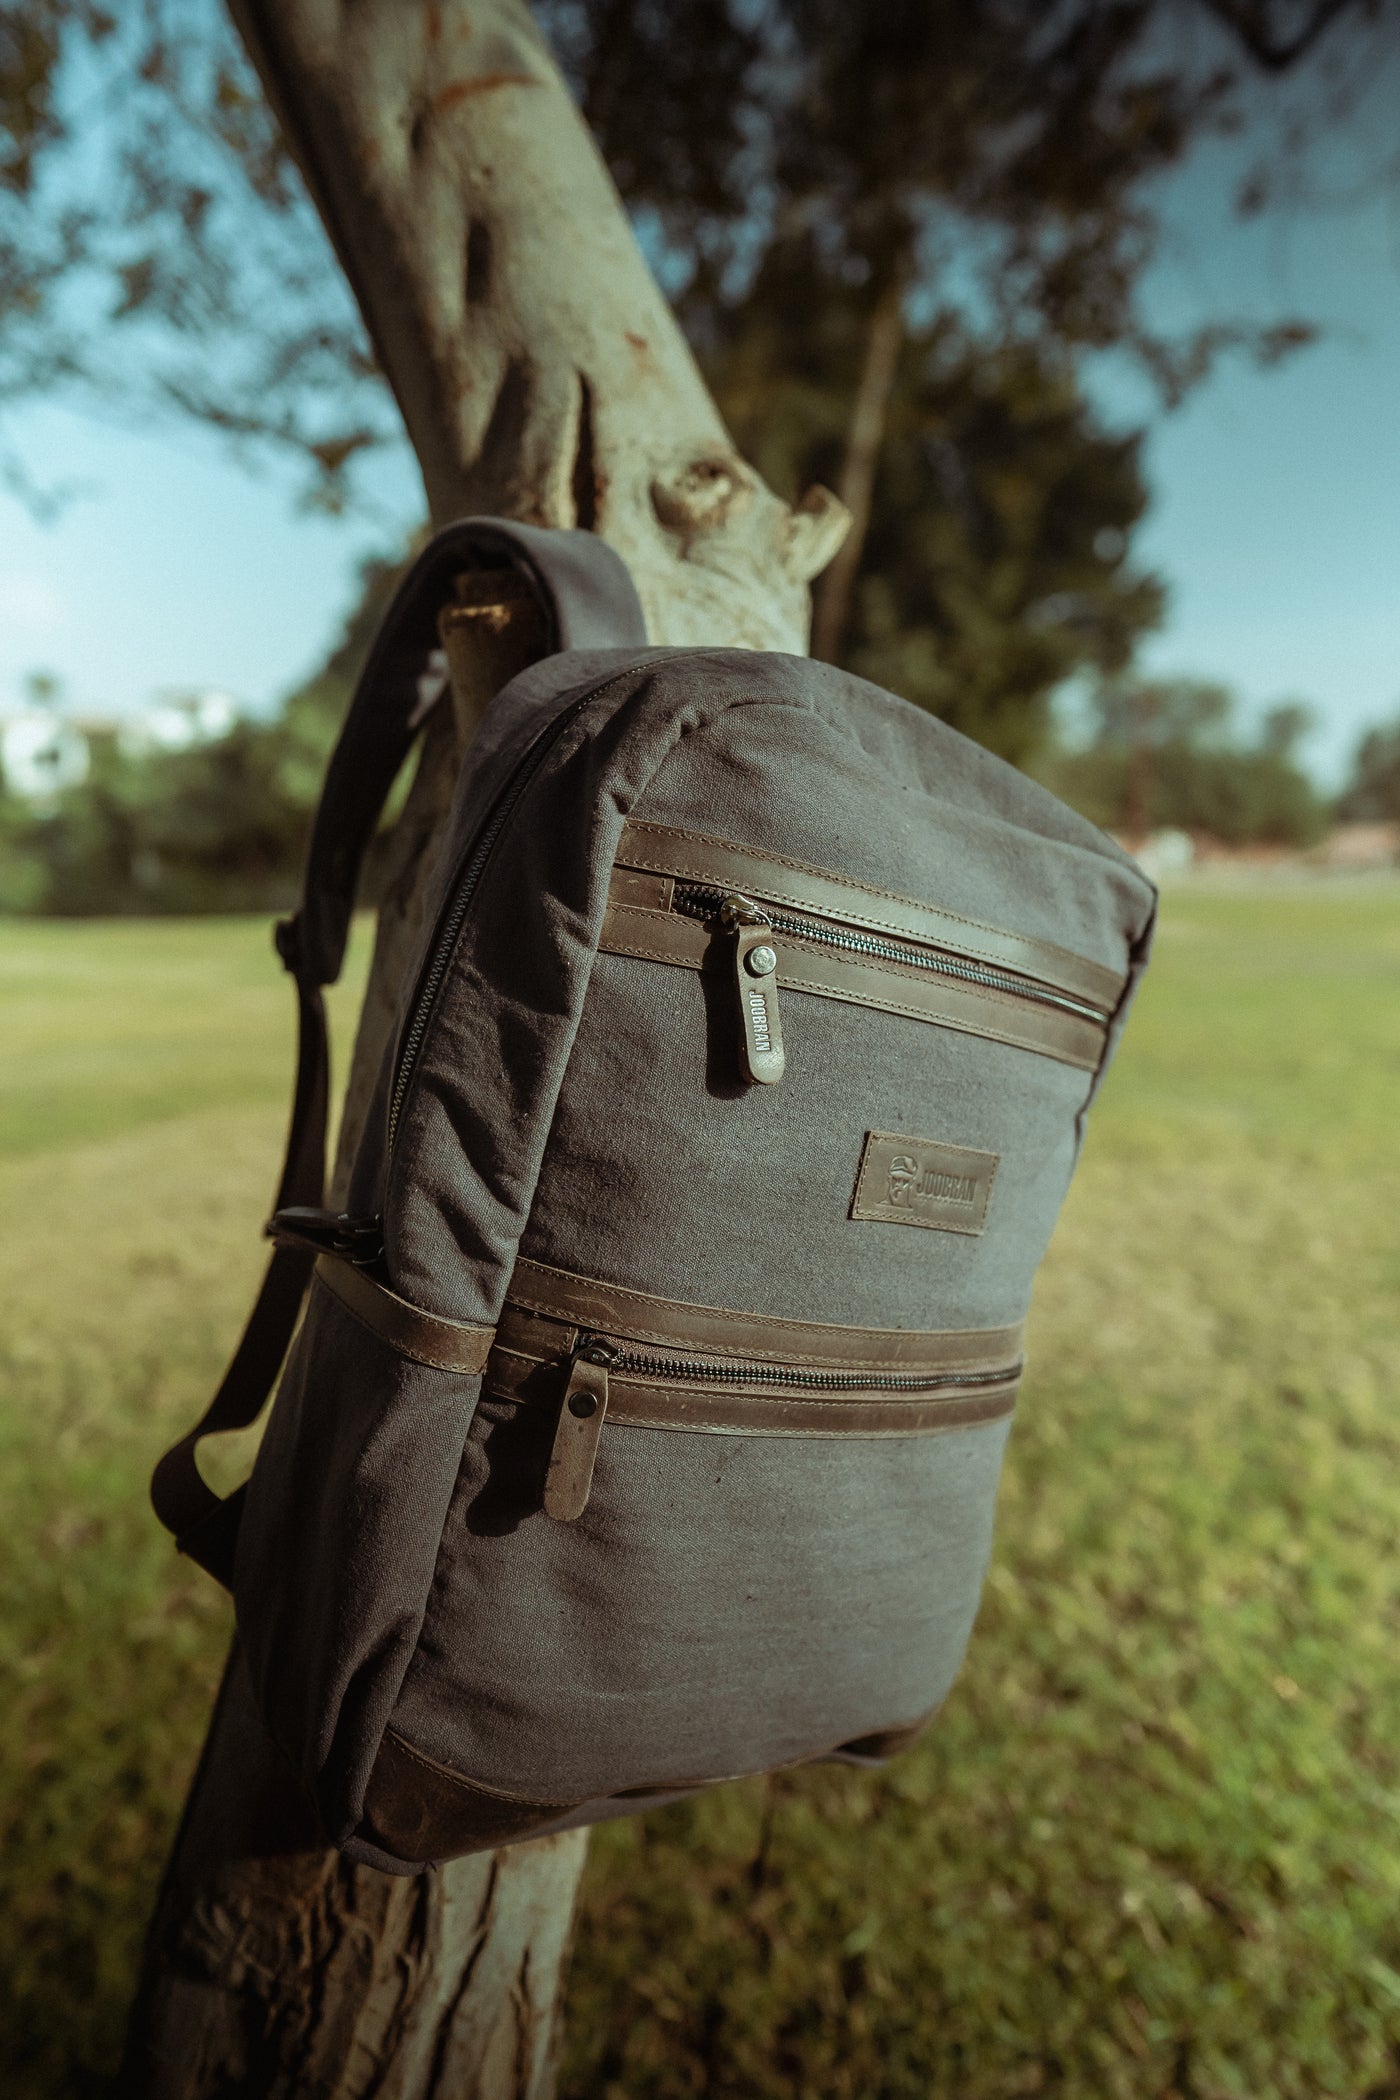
[274,914,303,975]
[267,1206,384,1266]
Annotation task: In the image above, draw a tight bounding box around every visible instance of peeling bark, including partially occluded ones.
[122,1651,585,2100]
[226,0,847,641]
[123,4,848,2092]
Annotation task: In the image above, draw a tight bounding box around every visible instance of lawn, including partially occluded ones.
[1,888,1398,2098]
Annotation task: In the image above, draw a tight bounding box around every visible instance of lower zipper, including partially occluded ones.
[597,1339,1018,1394]
[540,1330,1024,1521]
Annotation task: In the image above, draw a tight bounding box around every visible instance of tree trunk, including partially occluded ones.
[809,275,905,666]
[120,4,847,2095]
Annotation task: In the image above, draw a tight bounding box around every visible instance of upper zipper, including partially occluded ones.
[672,882,1109,1026]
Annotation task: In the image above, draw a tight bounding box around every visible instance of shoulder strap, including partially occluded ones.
[297,518,648,989]
[149,520,647,1586]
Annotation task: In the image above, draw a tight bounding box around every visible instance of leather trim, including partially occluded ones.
[609,863,673,911]
[616,817,1123,1010]
[487,1344,1019,1436]
[314,1257,495,1374]
[488,1261,1023,1438]
[837,1717,931,1761]
[360,1728,578,1861]
[599,896,1105,1072]
[503,1256,1025,1372]
[361,1709,937,1862]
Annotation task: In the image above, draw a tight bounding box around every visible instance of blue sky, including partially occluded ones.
[0,67,1395,790]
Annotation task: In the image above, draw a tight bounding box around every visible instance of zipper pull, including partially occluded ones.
[719,894,786,1086]
[544,1335,616,1521]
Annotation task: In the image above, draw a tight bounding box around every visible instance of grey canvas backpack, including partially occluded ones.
[152,518,1155,1874]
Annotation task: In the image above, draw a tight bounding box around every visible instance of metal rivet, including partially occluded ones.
[746,944,778,977]
[569,1392,598,1418]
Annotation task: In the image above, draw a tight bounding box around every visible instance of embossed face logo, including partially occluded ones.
[886,1154,921,1206]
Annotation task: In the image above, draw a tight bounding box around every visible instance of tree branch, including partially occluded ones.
[1199,0,1357,70]
[227,0,847,648]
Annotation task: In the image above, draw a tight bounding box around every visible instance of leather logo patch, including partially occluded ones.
[850,1131,998,1236]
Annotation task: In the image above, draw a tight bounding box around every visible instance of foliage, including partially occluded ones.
[2,889,1399,2093]
[1038,677,1330,844]
[546,0,1362,749]
[0,0,386,515]
[1338,709,1400,823]
[1,3,1373,752]
[0,553,404,913]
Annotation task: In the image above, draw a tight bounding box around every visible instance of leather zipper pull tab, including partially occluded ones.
[720,894,785,1085]
[544,1336,615,1521]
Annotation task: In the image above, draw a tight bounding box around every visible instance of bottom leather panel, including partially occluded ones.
[359,1728,580,1861]
[359,1711,936,1867]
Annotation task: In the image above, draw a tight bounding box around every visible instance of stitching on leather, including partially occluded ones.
[774,971,1099,1066]
[605,896,1069,1014]
[505,1260,1024,1359]
[852,1131,1000,1231]
[618,818,1117,991]
[607,1379,1022,1414]
[382,1729,574,1813]
[317,1270,494,1376]
[597,923,1100,1069]
[607,1397,1019,1436]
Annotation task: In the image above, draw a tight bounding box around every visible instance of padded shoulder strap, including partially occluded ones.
[150,519,645,1586]
[294,518,647,989]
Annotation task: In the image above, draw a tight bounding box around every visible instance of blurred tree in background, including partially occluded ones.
[0,555,404,913]
[0,0,1380,908]
[1338,711,1400,822]
[1038,677,1328,845]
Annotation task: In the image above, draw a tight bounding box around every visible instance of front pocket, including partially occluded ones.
[600,818,1123,1076]
[486,1256,1025,1519]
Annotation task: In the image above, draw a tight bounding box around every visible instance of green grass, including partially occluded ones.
[2,891,1398,2097]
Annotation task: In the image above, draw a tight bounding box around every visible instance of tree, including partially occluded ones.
[1,552,408,914]
[115,5,845,2094]
[0,0,1362,2088]
[1338,710,1400,822]
[1041,676,1329,844]
[0,0,1366,761]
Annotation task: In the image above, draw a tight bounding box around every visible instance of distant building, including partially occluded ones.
[1308,823,1400,871]
[0,689,240,799]
[0,712,91,797]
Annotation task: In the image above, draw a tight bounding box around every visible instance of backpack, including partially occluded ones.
[152,518,1156,1874]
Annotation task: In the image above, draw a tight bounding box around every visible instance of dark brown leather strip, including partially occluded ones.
[315,1257,495,1374]
[616,816,1123,1011]
[362,1707,938,1863]
[360,1729,577,1861]
[609,863,673,911]
[599,896,1104,1072]
[503,1256,1025,1372]
[486,1343,1019,1436]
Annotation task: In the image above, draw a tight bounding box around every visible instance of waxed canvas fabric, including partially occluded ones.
[232,536,1156,1872]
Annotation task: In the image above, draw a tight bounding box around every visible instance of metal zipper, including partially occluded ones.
[384,664,654,1167]
[578,1335,1020,1394]
[672,882,1109,1026]
[540,1330,1021,1521]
